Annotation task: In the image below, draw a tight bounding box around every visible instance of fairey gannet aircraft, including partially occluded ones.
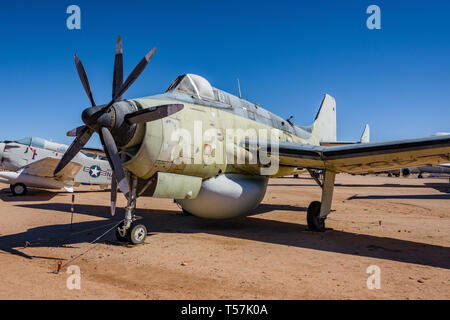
[0,137,111,195]
[54,37,450,244]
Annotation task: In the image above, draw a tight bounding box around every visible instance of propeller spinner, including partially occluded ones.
[54,37,183,215]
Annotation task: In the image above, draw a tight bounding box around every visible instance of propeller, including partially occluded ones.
[111,173,117,216]
[55,37,184,216]
[74,54,95,107]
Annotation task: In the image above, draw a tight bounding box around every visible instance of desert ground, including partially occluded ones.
[0,174,449,300]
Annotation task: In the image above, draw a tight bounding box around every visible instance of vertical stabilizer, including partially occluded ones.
[312,94,337,142]
[360,124,370,143]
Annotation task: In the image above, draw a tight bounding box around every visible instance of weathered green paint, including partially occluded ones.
[151,172,202,199]
[122,98,310,181]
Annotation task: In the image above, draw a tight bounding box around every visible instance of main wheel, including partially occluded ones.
[307,201,325,231]
[11,183,27,196]
[127,223,147,245]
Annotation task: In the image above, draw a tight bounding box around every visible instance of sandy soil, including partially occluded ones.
[0,174,449,300]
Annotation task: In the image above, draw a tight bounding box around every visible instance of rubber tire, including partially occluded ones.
[127,223,147,245]
[115,221,128,242]
[307,201,325,232]
[11,183,27,196]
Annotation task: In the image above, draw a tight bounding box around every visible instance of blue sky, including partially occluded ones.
[0,0,449,148]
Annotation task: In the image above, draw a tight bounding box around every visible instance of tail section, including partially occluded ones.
[360,124,370,143]
[312,94,337,143]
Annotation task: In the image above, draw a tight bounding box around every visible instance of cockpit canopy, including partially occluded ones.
[166,74,215,100]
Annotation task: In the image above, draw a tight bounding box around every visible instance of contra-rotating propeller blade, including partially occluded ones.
[112,36,123,100]
[103,48,156,111]
[99,127,130,200]
[54,126,93,175]
[67,125,88,137]
[74,54,96,107]
[125,104,184,124]
[111,173,117,216]
[57,38,158,213]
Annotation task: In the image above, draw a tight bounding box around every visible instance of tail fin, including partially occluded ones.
[312,94,337,142]
[360,124,370,143]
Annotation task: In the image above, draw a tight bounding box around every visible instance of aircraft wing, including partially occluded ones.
[243,135,450,174]
[81,147,106,157]
[21,157,82,181]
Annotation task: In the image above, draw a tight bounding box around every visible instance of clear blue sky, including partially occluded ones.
[0,0,449,148]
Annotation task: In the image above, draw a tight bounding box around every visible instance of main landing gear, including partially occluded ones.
[10,183,27,196]
[306,169,336,232]
[116,176,148,244]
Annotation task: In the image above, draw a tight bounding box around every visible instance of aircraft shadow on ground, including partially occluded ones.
[0,188,111,203]
[269,183,450,191]
[2,203,448,270]
[0,188,57,202]
[347,194,450,200]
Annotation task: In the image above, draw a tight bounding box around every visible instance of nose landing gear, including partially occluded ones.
[116,219,147,244]
[116,175,147,244]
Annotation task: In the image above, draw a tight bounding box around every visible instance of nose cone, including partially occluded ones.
[81,105,99,127]
[81,104,113,129]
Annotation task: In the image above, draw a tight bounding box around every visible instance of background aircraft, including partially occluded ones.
[401,163,450,178]
[0,137,111,195]
[397,133,450,178]
[53,38,450,244]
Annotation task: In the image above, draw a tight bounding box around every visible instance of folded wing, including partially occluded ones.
[244,135,450,174]
[22,158,82,181]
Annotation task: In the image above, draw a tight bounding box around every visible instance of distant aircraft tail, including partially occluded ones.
[312,94,337,142]
[360,124,370,143]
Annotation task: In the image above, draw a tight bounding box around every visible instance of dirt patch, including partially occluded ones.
[0,174,449,299]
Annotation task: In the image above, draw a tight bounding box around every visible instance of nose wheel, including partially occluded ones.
[116,220,147,244]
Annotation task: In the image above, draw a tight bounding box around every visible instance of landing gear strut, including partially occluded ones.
[306,169,336,231]
[116,220,147,244]
[116,175,147,244]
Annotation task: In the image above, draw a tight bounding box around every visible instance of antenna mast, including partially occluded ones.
[237,78,242,99]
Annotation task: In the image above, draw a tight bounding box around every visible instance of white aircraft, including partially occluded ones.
[0,137,111,195]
